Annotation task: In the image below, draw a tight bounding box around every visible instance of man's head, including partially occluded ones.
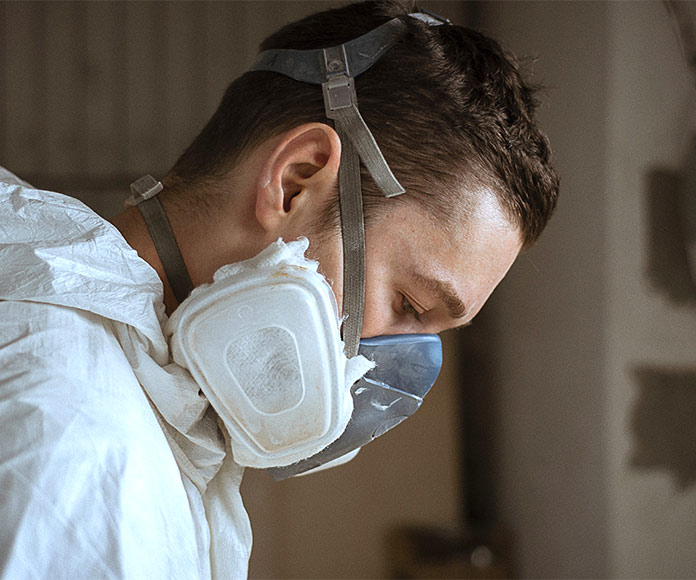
[142,0,558,334]
[165,0,558,248]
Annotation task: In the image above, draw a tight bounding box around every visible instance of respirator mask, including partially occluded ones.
[129,10,449,479]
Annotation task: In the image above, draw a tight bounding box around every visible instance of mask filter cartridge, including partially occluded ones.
[166,239,374,469]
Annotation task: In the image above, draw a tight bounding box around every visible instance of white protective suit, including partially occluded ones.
[0,168,252,579]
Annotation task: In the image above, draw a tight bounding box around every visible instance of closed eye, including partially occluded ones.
[401,295,422,321]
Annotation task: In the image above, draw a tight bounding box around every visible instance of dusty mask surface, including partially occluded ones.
[166,238,374,469]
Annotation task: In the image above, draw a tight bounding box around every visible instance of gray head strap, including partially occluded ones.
[409,9,451,26]
[250,17,414,356]
[249,12,448,355]
[130,12,448,353]
[250,18,405,86]
[317,35,404,352]
[250,18,406,199]
[129,175,194,304]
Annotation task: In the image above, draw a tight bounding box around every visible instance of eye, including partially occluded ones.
[401,295,422,321]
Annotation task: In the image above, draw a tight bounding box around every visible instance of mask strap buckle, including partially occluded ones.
[409,9,451,26]
[126,174,163,206]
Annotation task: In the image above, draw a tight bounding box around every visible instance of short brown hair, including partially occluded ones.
[168,0,559,249]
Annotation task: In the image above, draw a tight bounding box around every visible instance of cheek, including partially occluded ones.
[360,258,392,337]
[360,238,416,337]
[360,301,385,337]
[310,226,397,336]
[305,233,344,310]
[360,300,392,338]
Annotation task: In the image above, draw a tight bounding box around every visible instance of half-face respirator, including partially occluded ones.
[129,11,449,479]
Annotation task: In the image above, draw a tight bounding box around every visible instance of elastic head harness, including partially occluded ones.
[249,11,448,356]
[129,11,448,357]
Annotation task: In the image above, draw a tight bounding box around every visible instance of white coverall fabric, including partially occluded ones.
[0,172,252,579]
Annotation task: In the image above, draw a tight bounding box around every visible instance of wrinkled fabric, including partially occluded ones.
[0,166,31,187]
[0,171,251,579]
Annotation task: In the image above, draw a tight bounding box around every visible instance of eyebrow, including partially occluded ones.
[410,272,469,321]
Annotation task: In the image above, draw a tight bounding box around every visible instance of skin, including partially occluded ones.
[111,123,522,337]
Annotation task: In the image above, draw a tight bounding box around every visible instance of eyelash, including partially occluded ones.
[401,295,422,321]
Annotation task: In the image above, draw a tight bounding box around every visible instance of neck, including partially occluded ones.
[111,179,268,316]
[111,204,181,315]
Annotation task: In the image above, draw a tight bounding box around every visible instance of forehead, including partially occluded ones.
[366,192,522,327]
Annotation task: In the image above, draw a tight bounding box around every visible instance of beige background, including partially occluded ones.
[479,2,696,578]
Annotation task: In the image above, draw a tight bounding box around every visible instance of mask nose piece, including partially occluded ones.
[267,333,442,480]
[357,333,442,399]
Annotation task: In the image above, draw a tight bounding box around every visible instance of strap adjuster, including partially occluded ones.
[127,175,163,206]
[322,75,356,117]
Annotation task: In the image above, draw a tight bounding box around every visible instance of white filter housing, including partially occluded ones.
[166,239,368,468]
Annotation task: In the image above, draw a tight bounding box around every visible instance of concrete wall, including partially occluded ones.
[0,0,347,191]
[605,2,696,577]
[478,1,696,578]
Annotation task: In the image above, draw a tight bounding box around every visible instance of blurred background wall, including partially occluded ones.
[1,1,695,579]
[477,2,696,578]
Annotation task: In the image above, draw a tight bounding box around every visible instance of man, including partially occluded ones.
[0,1,558,578]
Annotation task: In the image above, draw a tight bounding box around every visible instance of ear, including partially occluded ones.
[255,123,341,233]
